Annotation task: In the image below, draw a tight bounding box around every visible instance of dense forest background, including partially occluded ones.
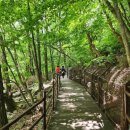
[0,0,130,129]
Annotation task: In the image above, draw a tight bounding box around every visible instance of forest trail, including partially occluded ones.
[47,76,114,130]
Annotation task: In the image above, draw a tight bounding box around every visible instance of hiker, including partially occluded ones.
[55,66,60,75]
[61,66,66,78]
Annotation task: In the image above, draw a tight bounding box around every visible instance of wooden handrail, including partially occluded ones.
[28,115,44,130]
[0,74,61,130]
[125,86,130,129]
[0,97,44,130]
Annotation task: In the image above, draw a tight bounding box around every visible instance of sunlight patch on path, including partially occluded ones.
[60,119,103,130]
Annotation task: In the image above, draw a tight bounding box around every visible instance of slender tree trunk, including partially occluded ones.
[6,59,30,106]
[14,44,18,65]
[0,35,16,112]
[102,0,130,66]
[27,0,43,90]
[0,37,11,95]
[31,30,41,89]
[36,26,43,89]
[57,51,61,65]
[58,8,62,66]
[1,48,16,112]
[49,47,55,73]
[28,43,35,75]
[0,34,30,106]
[7,47,34,104]
[0,65,8,129]
[101,7,124,46]
[64,54,67,67]
[114,2,130,66]
[1,50,11,93]
[105,0,130,39]
[127,0,130,11]
[44,11,49,81]
[44,43,49,80]
[120,3,130,27]
[57,42,62,65]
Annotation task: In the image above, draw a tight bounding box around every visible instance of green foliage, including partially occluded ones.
[91,55,116,66]
[0,0,127,83]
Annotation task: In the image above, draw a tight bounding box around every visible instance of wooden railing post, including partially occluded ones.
[98,77,100,107]
[52,74,55,111]
[123,82,130,130]
[43,91,46,130]
[56,74,59,98]
[59,75,61,89]
[121,84,127,130]
[98,77,103,107]
[91,73,94,99]
[84,70,85,85]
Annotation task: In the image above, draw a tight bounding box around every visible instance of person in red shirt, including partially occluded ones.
[55,66,60,74]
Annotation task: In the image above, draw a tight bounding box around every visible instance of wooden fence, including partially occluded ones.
[69,66,130,130]
[0,74,61,130]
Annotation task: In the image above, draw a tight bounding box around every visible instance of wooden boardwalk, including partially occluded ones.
[48,77,114,130]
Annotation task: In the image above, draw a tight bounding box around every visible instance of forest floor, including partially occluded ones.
[7,77,53,130]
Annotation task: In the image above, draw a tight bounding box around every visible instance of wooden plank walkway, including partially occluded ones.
[48,77,114,130]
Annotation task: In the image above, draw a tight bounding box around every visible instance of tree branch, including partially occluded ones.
[104,0,117,18]
[47,44,78,65]
[119,2,130,27]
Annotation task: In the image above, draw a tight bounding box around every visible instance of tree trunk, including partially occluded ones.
[44,43,49,80]
[28,43,35,75]
[0,34,30,106]
[87,32,100,57]
[120,2,130,27]
[102,8,124,46]
[31,31,41,89]
[64,53,67,67]
[7,47,34,104]
[127,0,130,11]
[27,0,43,90]
[0,65,8,129]
[105,0,130,39]
[114,2,130,66]
[36,26,43,89]
[57,51,61,66]
[57,42,62,65]
[1,48,16,112]
[0,35,16,112]
[120,25,130,66]
[50,47,55,73]
[0,36,11,95]
[6,59,30,106]
[103,0,130,66]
